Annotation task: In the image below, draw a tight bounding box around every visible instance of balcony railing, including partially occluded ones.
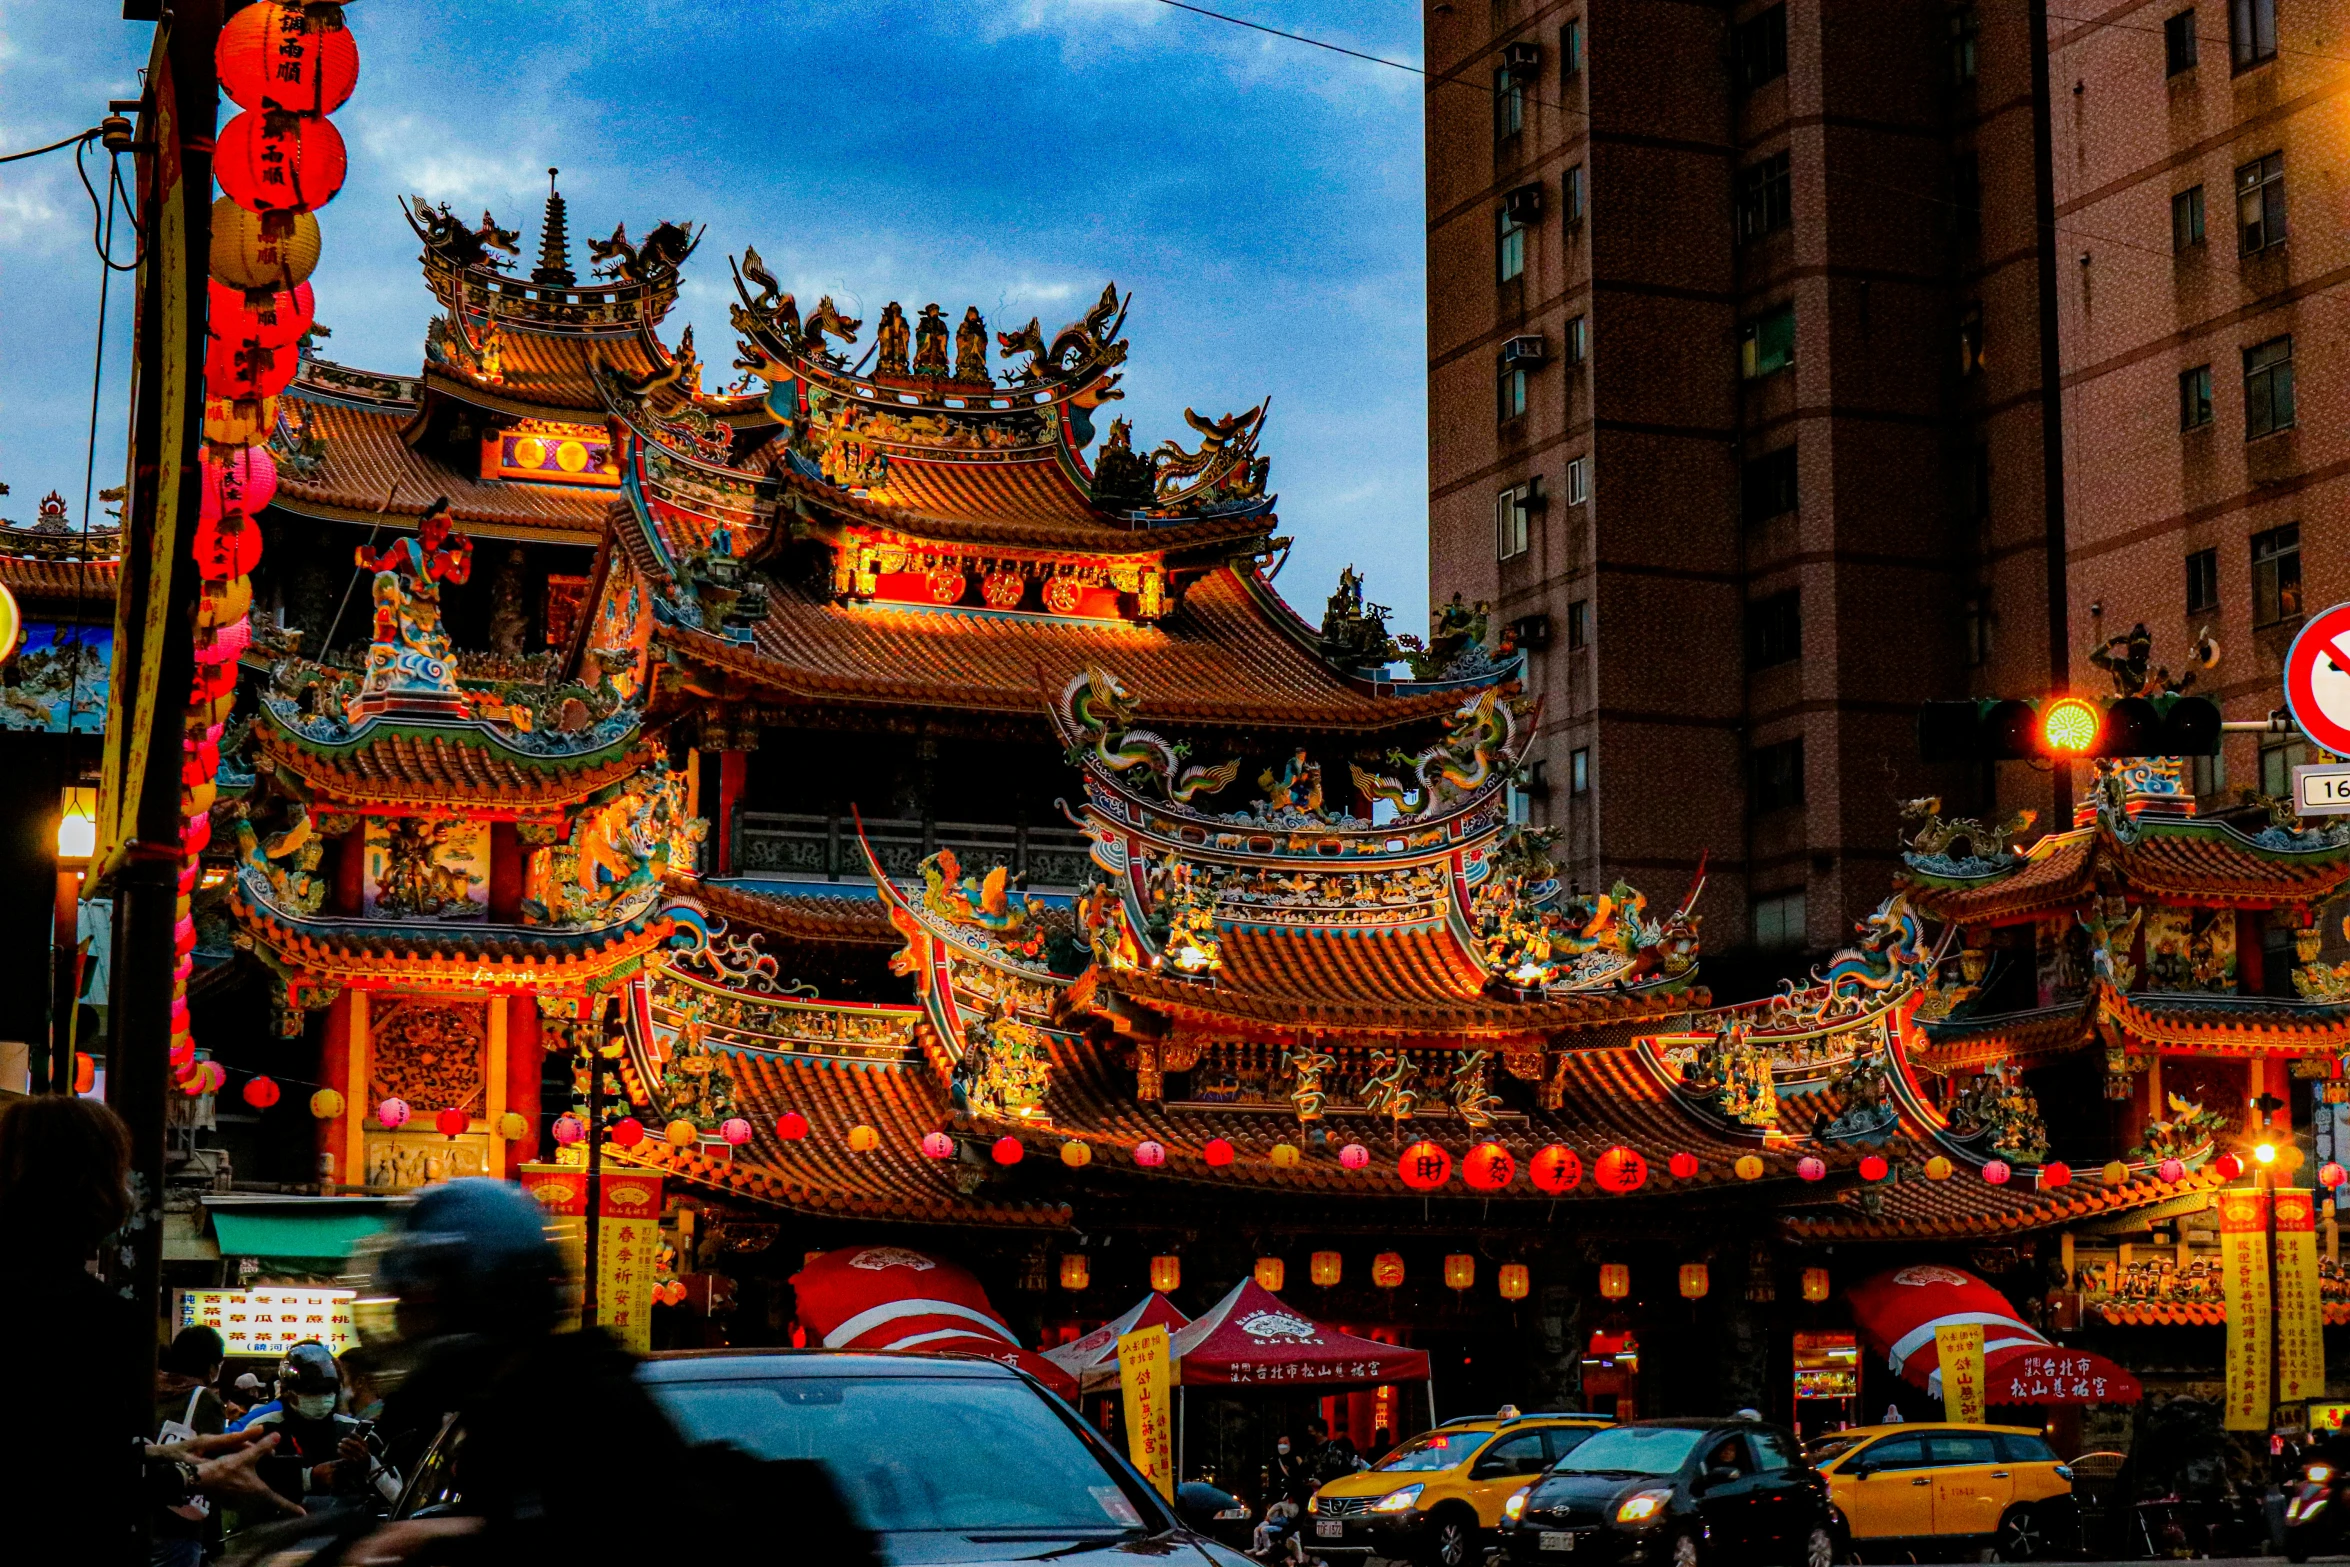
[735,813,1094,890]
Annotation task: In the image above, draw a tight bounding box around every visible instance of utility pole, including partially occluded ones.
[2026,0,2073,827]
[582,1000,610,1325]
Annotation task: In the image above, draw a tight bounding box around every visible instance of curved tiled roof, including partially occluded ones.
[1782,1161,2233,1242]
[691,879,901,947]
[2092,1301,2350,1326]
[253,712,658,810]
[0,554,117,601]
[2098,986,2350,1054]
[779,461,1271,556]
[427,322,668,416]
[1915,1003,2094,1072]
[1905,818,2350,926]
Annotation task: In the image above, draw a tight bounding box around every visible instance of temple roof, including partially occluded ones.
[775,458,1273,557]
[0,553,118,602]
[233,890,678,993]
[0,502,120,605]
[1902,813,2350,926]
[2096,985,2350,1054]
[250,695,659,814]
[689,879,900,948]
[1782,1161,2232,1242]
[423,318,673,420]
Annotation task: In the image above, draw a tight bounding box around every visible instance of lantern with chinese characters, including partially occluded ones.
[1858,1154,1888,1182]
[1150,1255,1181,1292]
[309,1088,344,1121]
[1311,1250,1343,1286]
[200,440,279,520]
[611,1117,646,1148]
[1060,1254,1090,1292]
[433,1108,468,1139]
[213,109,349,215]
[1530,1144,1583,1193]
[991,1136,1024,1166]
[1203,1138,1236,1168]
[496,1111,528,1142]
[1678,1263,1709,1300]
[216,0,359,114]
[1734,1153,1764,1181]
[1463,1141,1515,1191]
[846,1124,880,1153]
[1445,1255,1476,1291]
[921,1131,954,1160]
[2158,1156,2187,1183]
[552,1113,585,1147]
[1060,1140,1092,1168]
[208,200,321,291]
[1598,1263,1630,1299]
[1339,1142,1370,1171]
[1372,1252,1406,1289]
[1595,1146,1647,1194]
[1269,1142,1302,1169]
[1135,1140,1166,1168]
[1668,1151,1700,1180]
[1925,1155,1953,1181]
[1796,1156,1826,1182]
[665,1118,698,1148]
[2102,1159,2128,1187]
[1801,1267,1831,1303]
[376,1097,410,1131]
[1498,1263,1530,1301]
[208,279,313,353]
[1399,1141,1453,1191]
[721,1117,753,1147]
[1254,1258,1286,1292]
[777,1111,810,1142]
[241,1076,279,1110]
[1982,1159,2011,1185]
[2039,1160,2071,1189]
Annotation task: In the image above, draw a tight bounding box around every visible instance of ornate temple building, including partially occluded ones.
[192,186,2349,1423]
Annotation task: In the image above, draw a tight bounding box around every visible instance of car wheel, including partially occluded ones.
[1421,1511,1476,1567]
[1793,1524,1835,1567]
[1994,1505,2045,1562]
[1669,1528,1702,1567]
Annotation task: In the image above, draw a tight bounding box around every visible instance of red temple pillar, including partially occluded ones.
[504,994,543,1165]
[714,750,748,875]
[488,821,523,922]
[318,992,352,1189]
[333,828,366,915]
[2239,911,2267,995]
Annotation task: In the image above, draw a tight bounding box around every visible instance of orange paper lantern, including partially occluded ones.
[1802,1267,1831,1303]
[1150,1255,1181,1292]
[1678,1263,1710,1299]
[1668,1151,1700,1179]
[1059,1254,1090,1291]
[241,1075,279,1109]
[209,199,321,291]
[216,0,359,115]
[1598,1263,1630,1299]
[1445,1254,1476,1291]
[214,109,349,215]
[1498,1263,1530,1301]
[1371,1251,1406,1288]
[1254,1257,1286,1292]
[1310,1250,1342,1286]
[1594,1145,1648,1194]
[846,1124,880,1152]
[1399,1140,1452,1190]
[1463,1141,1516,1191]
[1530,1144,1582,1193]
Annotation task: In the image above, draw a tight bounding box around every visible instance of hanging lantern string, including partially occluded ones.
[73,134,145,271]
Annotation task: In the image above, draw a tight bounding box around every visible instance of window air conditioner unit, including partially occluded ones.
[1504,182,1546,223]
[1504,41,1543,80]
[1502,335,1548,368]
[1510,612,1553,651]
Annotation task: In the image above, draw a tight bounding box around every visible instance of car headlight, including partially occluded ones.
[1615,1489,1674,1525]
[1504,1487,1533,1523]
[1372,1485,1425,1514]
[2311,1464,2336,1485]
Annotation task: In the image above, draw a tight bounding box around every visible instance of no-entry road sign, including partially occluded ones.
[2284,603,2350,757]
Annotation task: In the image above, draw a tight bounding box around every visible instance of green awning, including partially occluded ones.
[209,1208,394,1260]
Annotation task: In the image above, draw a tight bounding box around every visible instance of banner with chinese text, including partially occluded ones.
[1118,1324,1174,1500]
[2276,1187,2327,1403]
[1935,1322,1986,1424]
[2221,1188,2272,1430]
[518,1163,588,1331]
[596,1170,664,1351]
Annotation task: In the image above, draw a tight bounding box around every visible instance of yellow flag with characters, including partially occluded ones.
[2221,1188,2273,1430]
[2274,1187,2327,1403]
[1935,1322,1987,1425]
[1118,1324,1175,1500]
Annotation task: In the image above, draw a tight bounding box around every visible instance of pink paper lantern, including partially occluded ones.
[552,1113,586,1146]
[2158,1156,2187,1183]
[1134,1140,1166,1168]
[922,1131,954,1160]
[1796,1155,1826,1182]
[2322,1161,2347,1191]
[1983,1160,2012,1186]
[721,1117,754,1146]
[376,1096,410,1130]
[1338,1142,1370,1171]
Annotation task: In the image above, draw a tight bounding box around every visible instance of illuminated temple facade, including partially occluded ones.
[191,186,2350,1415]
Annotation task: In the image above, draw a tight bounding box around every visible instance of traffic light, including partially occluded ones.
[1918,694,2220,761]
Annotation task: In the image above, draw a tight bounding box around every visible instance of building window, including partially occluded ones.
[1963,596,1991,667]
[1497,362,1530,423]
[1497,208,1526,283]
[1567,599,1590,649]
[2173,185,2205,251]
[1741,446,1798,524]
[2179,364,2212,429]
[1948,6,1980,84]
[2263,738,2309,798]
[2191,749,2227,797]
[2252,523,2301,627]
[1753,888,1807,951]
[1564,315,1588,365]
[1565,455,1588,504]
[1746,590,1801,669]
[2166,9,2199,73]
[1956,303,1985,377]
[1494,68,1524,143]
[1561,17,1584,74]
[2186,547,2220,616]
[2237,152,2285,252]
[1751,738,1805,814]
[2244,335,2294,437]
[1736,152,1793,242]
[1495,484,1533,560]
[1570,747,1590,795]
[1740,302,1795,380]
[1562,164,1585,227]
[2231,0,2277,68]
[1734,4,1788,92]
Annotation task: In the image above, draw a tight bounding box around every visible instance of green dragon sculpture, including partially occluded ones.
[1352,688,1517,816]
[1064,666,1241,803]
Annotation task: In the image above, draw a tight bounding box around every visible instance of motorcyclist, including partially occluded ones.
[243,1342,368,1508]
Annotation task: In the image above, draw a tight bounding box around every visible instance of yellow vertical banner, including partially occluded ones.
[2221,1188,2273,1430]
[2275,1187,2327,1403]
[1117,1324,1174,1499]
[517,1163,588,1330]
[1935,1323,1987,1425]
[596,1170,664,1351]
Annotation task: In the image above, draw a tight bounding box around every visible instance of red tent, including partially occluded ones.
[1167,1279,1431,1390]
[1044,1291,1193,1396]
[790,1243,1081,1400]
[1848,1264,2140,1406]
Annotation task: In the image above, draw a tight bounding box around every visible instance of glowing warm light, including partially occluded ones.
[1677,1263,1710,1300]
[1599,1263,1630,1299]
[2256,1142,2279,1166]
[2040,697,2101,754]
[1311,1250,1342,1286]
[1150,1255,1181,1292]
[1445,1254,1476,1291]
[1801,1267,1831,1303]
[1498,1263,1530,1301]
[1059,1254,1090,1291]
[55,787,97,862]
[1254,1257,1286,1291]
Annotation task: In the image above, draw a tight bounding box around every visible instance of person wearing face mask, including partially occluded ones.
[244,1343,367,1508]
[1271,1432,1311,1507]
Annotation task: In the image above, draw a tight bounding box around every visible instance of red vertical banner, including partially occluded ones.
[597,1170,664,1351]
[2220,1188,2272,1431]
[2275,1187,2327,1404]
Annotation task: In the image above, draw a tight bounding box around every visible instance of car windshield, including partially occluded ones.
[1553,1426,1707,1477]
[1376,1431,1489,1473]
[649,1373,1162,1550]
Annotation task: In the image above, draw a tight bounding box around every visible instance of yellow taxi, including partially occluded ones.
[1310,1413,1613,1567]
[1807,1422,2078,1561]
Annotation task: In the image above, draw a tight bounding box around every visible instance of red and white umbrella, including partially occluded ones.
[790,1244,1079,1399]
[1848,1264,2140,1406]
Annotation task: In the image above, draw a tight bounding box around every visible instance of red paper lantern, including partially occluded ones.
[217,0,359,115]
[1858,1154,1889,1182]
[1203,1137,1236,1168]
[2039,1160,2072,1190]
[210,278,315,349]
[1530,1144,1583,1193]
[992,1136,1024,1166]
[2323,1162,2348,1190]
[241,1075,279,1110]
[205,331,299,404]
[611,1117,645,1148]
[922,1131,954,1160]
[1667,1151,1700,1180]
[1594,1145,1648,1194]
[1982,1159,2012,1185]
[2213,1153,2244,1180]
[434,1107,467,1138]
[215,109,349,215]
[1399,1140,1453,1190]
[1463,1141,1516,1191]
[776,1111,809,1141]
[1796,1155,1826,1182]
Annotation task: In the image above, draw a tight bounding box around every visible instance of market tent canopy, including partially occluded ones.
[203,1197,407,1260]
[790,1243,1080,1401]
[1849,1264,2141,1406]
[1045,1291,1192,1396]
[1168,1279,1430,1391]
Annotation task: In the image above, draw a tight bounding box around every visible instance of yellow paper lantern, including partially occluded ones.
[1801,1267,1831,1303]
[209,198,321,290]
[846,1124,880,1152]
[496,1111,528,1142]
[1269,1142,1302,1168]
[1733,1153,1764,1181]
[2284,1145,2309,1172]
[2102,1160,2128,1187]
[1372,1251,1406,1288]
[1150,1255,1181,1292]
[1678,1263,1710,1300]
[1924,1155,1954,1181]
[204,393,278,448]
[1445,1254,1477,1291]
[1060,1140,1092,1168]
[1059,1254,1090,1291]
[665,1118,698,1148]
[309,1088,345,1120]
[1310,1250,1342,1286]
[1599,1263,1630,1299]
[1254,1257,1286,1291]
[1498,1262,1531,1300]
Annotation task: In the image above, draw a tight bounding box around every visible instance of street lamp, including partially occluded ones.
[55,787,96,864]
[50,787,97,1093]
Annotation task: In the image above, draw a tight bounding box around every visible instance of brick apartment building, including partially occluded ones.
[1424,0,2325,979]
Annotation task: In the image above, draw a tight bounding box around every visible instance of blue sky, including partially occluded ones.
[0,0,1432,631]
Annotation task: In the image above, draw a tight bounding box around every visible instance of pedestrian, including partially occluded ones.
[242,1342,367,1508]
[153,1326,228,1567]
[1271,1431,1311,1505]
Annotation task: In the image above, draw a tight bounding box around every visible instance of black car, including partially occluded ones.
[1503,1418,1841,1567]
[392,1349,1254,1566]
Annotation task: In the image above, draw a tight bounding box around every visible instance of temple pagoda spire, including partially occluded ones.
[532,166,575,287]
